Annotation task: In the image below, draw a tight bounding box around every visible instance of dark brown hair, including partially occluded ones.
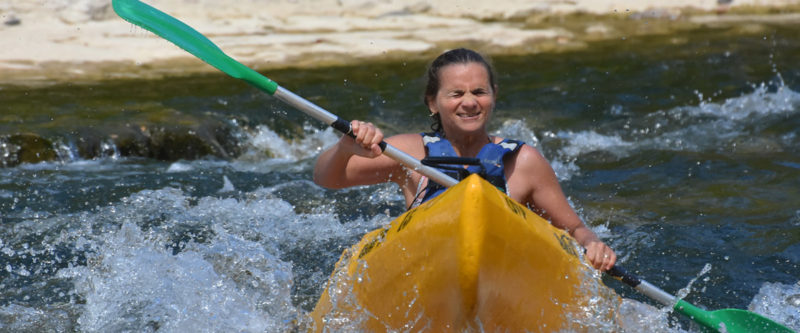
[423,48,497,133]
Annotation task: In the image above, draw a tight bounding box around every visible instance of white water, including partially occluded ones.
[10,181,389,332]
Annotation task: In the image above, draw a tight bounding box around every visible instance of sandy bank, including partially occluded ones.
[1,0,799,86]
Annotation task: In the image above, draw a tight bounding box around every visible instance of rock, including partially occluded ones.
[54,0,114,24]
[3,14,21,26]
[1,133,57,167]
[145,122,242,161]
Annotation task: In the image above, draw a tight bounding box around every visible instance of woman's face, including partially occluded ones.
[427,62,495,138]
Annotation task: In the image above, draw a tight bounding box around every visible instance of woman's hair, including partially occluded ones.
[423,48,497,134]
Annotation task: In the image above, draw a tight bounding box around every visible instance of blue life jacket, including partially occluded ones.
[417,132,524,204]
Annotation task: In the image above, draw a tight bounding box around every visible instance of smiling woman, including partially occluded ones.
[312,48,618,271]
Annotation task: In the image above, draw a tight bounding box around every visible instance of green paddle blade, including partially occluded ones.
[675,299,795,333]
[112,0,278,94]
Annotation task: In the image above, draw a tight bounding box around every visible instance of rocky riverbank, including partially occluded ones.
[1,0,800,86]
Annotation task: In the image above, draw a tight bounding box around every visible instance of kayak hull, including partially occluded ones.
[311,174,615,331]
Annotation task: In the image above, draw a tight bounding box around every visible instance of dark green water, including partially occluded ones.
[1,25,799,331]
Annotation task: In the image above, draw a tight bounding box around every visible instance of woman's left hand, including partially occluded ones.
[584,240,616,271]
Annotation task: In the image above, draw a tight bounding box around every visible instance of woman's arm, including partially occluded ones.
[313,120,424,193]
[508,145,617,271]
[313,120,395,188]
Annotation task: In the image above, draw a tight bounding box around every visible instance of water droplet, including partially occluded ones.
[787,294,800,306]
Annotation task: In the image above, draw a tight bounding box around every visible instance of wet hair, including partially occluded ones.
[423,48,497,134]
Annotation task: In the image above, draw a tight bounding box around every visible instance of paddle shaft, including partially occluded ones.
[112,0,458,188]
[607,265,675,305]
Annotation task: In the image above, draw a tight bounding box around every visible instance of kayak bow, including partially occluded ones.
[311,175,618,331]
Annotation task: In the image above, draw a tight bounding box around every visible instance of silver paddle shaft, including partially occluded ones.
[608,265,677,306]
[636,280,678,306]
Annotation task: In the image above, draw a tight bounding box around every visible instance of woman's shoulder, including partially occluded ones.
[388,132,424,140]
[505,143,560,199]
[386,132,425,145]
[385,133,425,157]
[507,144,550,172]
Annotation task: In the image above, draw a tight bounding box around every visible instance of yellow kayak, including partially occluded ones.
[310,174,618,331]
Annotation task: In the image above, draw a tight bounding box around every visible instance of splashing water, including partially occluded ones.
[238,124,339,163]
[1,173,390,332]
[58,223,288,332]
[749,282,800,332]
[531,79,800,174]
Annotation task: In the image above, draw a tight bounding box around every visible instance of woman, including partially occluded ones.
[313,48,616,271]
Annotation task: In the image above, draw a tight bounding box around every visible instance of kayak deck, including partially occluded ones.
[311,174,618,331]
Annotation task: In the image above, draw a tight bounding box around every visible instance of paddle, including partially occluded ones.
[607,265,794,332]
[111,0,458,188]
[111,1,794,332]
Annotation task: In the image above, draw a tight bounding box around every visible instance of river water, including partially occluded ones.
[1,24,799,332]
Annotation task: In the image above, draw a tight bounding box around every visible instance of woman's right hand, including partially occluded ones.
[344,120,384,158]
